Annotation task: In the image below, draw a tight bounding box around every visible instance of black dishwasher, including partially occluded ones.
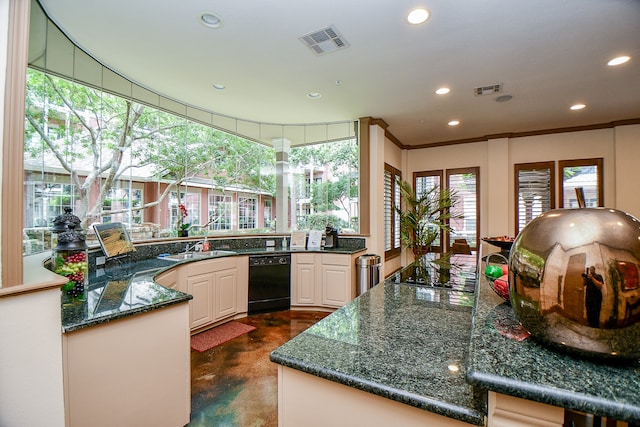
[248,254,291,314]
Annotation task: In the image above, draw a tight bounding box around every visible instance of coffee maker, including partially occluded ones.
[324,225,339,248]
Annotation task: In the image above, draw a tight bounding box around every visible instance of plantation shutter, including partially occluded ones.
[384,164,401,258]
[516,162,555,234]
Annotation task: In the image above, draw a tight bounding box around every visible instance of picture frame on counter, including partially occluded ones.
[307,230,323,250]
[290,231,307,250]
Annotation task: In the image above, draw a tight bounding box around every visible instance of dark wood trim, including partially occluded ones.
[405,118,640,150]
[2,0,30,286]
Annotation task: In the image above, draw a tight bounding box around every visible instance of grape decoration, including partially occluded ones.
[54,250,88,303]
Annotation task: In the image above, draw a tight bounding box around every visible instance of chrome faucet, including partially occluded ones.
[184,241,203,253]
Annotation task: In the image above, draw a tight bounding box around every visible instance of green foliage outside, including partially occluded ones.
[25,68,358,235]
[25,69,275,229]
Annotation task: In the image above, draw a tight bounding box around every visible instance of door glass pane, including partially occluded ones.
[414,173,442,249]
[561,161,601,208]
[447,169,478,249]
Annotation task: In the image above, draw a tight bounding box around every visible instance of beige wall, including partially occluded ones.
[396,124,639,258]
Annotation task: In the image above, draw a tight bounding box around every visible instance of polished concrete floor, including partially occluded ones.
[188,310,330,427]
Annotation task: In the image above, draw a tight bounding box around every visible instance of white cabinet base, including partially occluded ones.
[488,392,563,427]
[278,365,476,427]
[63,304,190,427]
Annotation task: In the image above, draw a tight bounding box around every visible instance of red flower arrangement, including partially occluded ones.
[177,204,189,231]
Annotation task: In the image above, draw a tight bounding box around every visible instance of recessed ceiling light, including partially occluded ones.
[608,56,630,66]
[200,12,223,28]
[448,120,460,126]
[407,8,430,25]
[435,87,450,95]
[570,103,586,110]
[307,92,322,99]
[212,83,226,90]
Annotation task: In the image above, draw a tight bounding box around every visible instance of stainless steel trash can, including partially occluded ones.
[357,254,381,296]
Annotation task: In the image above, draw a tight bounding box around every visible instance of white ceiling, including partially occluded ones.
[38,0,640,147]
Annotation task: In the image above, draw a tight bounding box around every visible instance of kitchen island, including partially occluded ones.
[271,254,486,426]
[271,253,640,426]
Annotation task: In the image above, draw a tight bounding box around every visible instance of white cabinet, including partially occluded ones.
[187,271,214,329]
[182,256,248,332]
[321,253,355,308]
[213,266,238,320]
[292,253,319,306]
[292,252,357,309]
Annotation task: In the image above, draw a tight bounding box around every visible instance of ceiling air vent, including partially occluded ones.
[299,26,349,56]
[474,84,502,96]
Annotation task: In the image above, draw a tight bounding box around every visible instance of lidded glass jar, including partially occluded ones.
[53,224,89,305]
[51,207,82,248]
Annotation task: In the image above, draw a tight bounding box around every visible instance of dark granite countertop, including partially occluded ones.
[62,258,192,333]
[270,254,487,426]
[466,275,640,424]
[63,243,367,333]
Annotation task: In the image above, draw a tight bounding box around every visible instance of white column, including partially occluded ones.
[273,138,291,233]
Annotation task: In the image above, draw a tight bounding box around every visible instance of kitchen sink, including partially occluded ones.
[158,250,236,262]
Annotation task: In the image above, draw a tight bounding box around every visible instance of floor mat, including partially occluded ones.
[191,321,256,352]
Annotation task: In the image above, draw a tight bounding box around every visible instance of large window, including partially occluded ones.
[384,164,402,259]
[515,162,555,235]
[23,7,359,254]
[289,140,359,233]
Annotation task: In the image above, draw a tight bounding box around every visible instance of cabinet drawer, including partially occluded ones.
[295,253,316,264]
[322,254,350,266]
[187,257,237,275]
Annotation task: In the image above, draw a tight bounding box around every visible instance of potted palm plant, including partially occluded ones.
[395,179,460,261]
